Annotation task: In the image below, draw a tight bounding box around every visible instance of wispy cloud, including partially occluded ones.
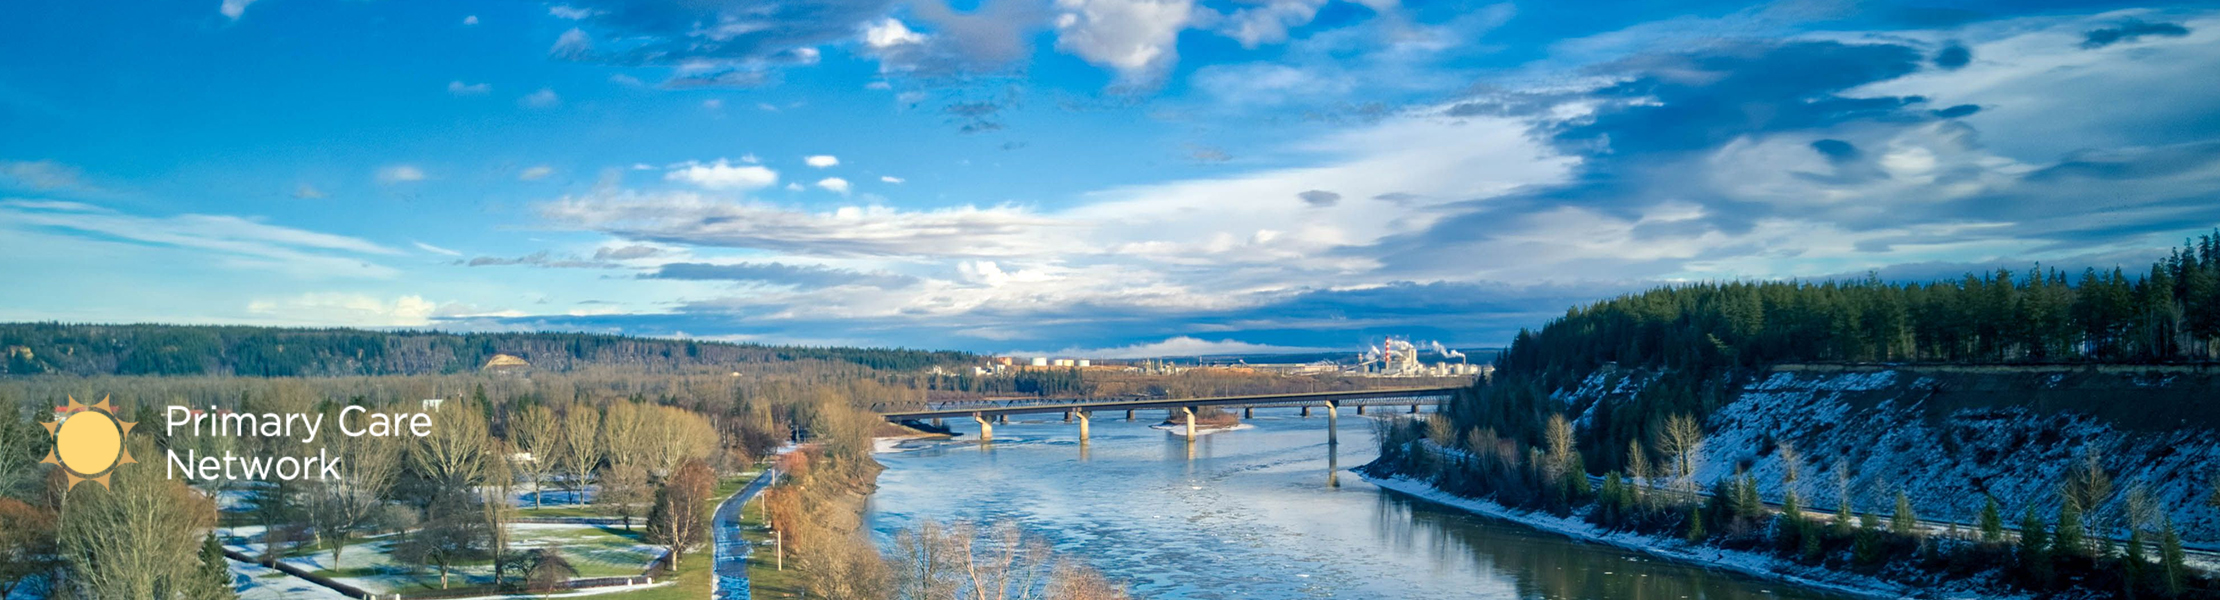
[0,200,400,279]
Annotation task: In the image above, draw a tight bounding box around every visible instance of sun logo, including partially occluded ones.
[40,395,138,491]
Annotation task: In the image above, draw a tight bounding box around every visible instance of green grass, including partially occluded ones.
[585,473,764,600]
[737,492,806,599]
[517,505,608,518]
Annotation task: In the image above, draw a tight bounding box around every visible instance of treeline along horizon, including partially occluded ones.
[0,324,976,377]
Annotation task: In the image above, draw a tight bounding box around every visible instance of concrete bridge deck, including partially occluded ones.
[879,386,1462,441]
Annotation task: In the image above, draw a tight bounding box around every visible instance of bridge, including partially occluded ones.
[878,386,1463,441]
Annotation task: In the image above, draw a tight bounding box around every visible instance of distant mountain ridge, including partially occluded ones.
[0,323,975,377]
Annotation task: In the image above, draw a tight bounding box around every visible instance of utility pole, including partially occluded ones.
[776,529,784,571]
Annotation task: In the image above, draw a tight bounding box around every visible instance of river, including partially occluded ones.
[868,409,1851,599]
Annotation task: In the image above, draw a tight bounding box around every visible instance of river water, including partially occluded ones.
[868,409,1849,600]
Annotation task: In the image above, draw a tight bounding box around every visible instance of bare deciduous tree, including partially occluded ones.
[411,402,489,495]
[1654,414,1705,492]
[507,405,560,508]
[315,423,401,567]
[559,406,603,504]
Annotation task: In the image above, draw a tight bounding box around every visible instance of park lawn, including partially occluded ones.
[588,473,764,600]
[517,505,609,518]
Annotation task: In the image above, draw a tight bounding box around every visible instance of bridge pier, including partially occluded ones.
[1410,404,1419,414]
[1300,405,1310,417]
[1075,411,1090,441]
[1326,401,1339,445]
[1355,404,1366,415]
[1125,409,1134,421]
[1242,406,1252,419]
[1063,410,1072,423]
[932,418,943,428]
[973,414,993,442]
[1181,406,1197,438]
[997,414,1009,424]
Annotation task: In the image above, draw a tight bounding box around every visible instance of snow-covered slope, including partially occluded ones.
[1632,365,2220,545]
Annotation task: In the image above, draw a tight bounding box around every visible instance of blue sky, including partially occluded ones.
[2,0,2217,356]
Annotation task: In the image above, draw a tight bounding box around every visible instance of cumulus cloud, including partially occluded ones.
[220,0,259,20]
[463,15,479,25]
[1053,0,1194,83]
[247,294,440,327]
[816,177,851,194]
[519,165,555,181]
[664,159,778,190]
[804,155,840,168]
[448,81,491,95]
[377,165,426,183]
[292,184,327,199]
[881,175,905,183]
[518,88,561,108]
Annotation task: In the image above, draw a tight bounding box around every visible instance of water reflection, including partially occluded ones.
[870,411,1842,600]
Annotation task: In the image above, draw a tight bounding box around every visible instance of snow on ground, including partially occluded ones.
[228,556,355,600]
[1681,368,2220,545]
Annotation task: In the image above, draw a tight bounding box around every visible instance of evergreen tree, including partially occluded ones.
[190,532,238,600]
[1979,496,2006,543]
[2019,506,2052,587]
[1853,513,1884,566]
[1685,506,1706,543]
[2125,528,2149,600]
[2160,517,2188,598]
[2057,501,2087,558]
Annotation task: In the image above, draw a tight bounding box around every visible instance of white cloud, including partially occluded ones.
[0,160,84,191]
[519,165,555,181]
[292,184,326,199]
[881,175,905,184]
[1213,0,1330,48]
[247,293,439,327]
[1054,0,1195,83]
[548,5,596,19]
[220,0,260,20]
[412,241,463,256]
[1009,336,1329,358]
[702,99,724,110]
[0,200,401,279]
[804,155,840,168]
[551,28,593,58]
[664,159,779,190]
[864,18,927,49]
[540,192,1062,257]
[447,81,491,96]
[377,165,426,183]
[785,183,805,191]
[519,88,561,108]
[463,15,479,25]
[815,177,851,194]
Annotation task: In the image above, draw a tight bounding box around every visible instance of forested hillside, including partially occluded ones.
[1450,234,2220,472]
[0,323,975,377]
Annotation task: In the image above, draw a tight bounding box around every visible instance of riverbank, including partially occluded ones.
[1358,471,1939,600]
